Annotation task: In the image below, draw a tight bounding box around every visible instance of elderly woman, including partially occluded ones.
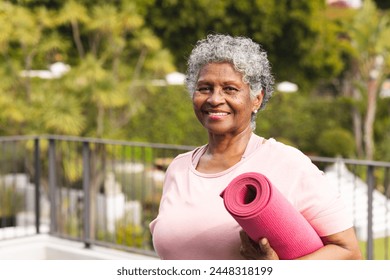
[150,34,361,260]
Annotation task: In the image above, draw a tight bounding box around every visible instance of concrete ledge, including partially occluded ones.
[0,234,158,260]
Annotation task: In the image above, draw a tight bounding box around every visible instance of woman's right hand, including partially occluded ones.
[239,230,279,260]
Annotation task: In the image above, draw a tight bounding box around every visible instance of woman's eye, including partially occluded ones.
[197,86,211,92]
[223,87,239,94]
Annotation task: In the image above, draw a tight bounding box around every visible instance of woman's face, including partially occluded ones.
[193,62,262,136]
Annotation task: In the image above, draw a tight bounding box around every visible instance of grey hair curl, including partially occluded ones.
[185,34,274,112]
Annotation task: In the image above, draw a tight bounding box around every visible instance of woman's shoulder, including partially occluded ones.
[168,150,193,167]
[261,137,298,152]
[260,137,313,165]
[165,146,204,172]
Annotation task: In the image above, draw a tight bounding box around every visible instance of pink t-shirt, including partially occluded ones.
[150,134,352,260]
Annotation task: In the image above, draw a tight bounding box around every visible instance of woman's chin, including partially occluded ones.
[205,126,239,136]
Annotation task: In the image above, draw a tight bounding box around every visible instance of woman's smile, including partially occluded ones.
[204,110,230,120]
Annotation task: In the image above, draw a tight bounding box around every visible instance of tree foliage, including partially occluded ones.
[0,0,390,162]
[127,85,206,146]
[0,0,175,139]
[332,0,390,160]
[145,0,347,89]
[255,92,355,157]
[373,0,390,10]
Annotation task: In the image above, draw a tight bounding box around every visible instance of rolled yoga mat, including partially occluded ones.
[220,172,324,260]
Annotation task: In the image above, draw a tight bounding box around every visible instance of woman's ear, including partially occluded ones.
[252,90,264,111]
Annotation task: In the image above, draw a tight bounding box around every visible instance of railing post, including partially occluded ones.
[383,167,390,260]
[48,138,57,234]
[34,137,41,234]
[366,165,375,260]
[82,141,91,248]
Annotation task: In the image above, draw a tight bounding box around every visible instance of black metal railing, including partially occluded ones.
[0,135,389,259]
[310,156,390,260]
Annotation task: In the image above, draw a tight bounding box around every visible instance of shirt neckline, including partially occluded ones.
[190,133,265,178]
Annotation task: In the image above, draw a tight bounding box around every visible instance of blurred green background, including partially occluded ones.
[1,0,390,161]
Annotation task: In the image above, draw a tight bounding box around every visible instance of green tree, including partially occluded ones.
[0,1,176,138]
[340,0,390,160]
[127,85,206,146]
[55,1,174,138]
[373,0,390,10]
[144,0,345,90]
[317,128,356,158]
[0,2,68,134]
[375,96,390,161]
[255,92,354,156]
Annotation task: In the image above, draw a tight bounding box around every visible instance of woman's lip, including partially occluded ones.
[205,111,230,120]
[207,112,229,116]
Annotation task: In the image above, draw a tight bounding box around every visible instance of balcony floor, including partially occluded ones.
[0,232,158,260]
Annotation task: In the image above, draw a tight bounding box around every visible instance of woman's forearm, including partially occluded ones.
[296,244,362,260]
[297,228,362,260]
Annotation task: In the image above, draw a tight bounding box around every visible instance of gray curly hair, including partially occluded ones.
[185,34,274,112]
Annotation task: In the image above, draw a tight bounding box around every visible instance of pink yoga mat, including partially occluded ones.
[220,172,324,260]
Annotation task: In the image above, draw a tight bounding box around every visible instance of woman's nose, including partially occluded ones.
[207,88,225,104]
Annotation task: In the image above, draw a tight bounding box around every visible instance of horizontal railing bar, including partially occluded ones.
[0,134,196,151]
[1,135,390,167]
[309,156,390,168]
[0,135,40,141]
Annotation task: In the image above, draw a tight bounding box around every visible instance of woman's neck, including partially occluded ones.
[195,128,253,173]
[207,126,253,156]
